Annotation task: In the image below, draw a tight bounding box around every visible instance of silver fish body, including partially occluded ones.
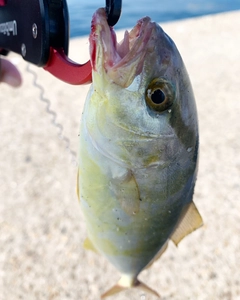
[78,8,202,297]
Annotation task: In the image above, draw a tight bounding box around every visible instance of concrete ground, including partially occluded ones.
[0,10,240,300]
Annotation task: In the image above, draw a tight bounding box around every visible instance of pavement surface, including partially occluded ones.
[0,10,240,300]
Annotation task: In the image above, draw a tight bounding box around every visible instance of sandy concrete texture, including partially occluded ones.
[0,10,240,300]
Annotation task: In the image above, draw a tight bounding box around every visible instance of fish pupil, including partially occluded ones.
[151,89,165,104]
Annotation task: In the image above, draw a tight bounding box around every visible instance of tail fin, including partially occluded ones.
[101,275,160,299]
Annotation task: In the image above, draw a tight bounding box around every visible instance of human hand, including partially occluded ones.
[0,58,22,87]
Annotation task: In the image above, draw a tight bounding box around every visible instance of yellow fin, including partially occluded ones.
[83,237,98,253]
[171,201,203,246]
[101,276,160,299]
[110,169,140,216]
[135,280,160,298]
[101,283,126,299]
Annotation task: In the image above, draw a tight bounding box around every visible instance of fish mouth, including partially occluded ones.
[90,8,155,87]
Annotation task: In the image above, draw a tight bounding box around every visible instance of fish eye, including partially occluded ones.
[145,78,175,112]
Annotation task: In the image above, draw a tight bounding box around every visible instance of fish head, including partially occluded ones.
[87,8,198,168]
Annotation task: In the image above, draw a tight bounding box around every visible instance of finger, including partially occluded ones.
[0,58,22,87]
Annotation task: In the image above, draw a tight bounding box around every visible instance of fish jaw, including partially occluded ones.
[90,8,155,87]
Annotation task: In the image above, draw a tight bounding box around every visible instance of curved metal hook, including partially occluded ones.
[105,0,122,26]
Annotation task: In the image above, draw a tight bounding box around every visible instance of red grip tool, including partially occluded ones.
[0,0,121,85]
[44,47,92,85]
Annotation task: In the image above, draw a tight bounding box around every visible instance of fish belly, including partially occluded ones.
[78,120,196,277]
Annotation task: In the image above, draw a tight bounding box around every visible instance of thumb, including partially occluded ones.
[0,58,22,87]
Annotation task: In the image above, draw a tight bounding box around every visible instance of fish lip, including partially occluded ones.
[90,8,155,87]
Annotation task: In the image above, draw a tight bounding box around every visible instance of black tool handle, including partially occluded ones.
[0,0,69,66]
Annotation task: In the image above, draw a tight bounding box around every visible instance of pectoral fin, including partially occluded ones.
[110,169,140,216]
[171,201,203,246]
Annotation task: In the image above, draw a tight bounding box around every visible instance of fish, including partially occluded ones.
[77,7,203,298]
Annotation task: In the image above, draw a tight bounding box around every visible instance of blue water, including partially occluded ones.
[68,0,240,37]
